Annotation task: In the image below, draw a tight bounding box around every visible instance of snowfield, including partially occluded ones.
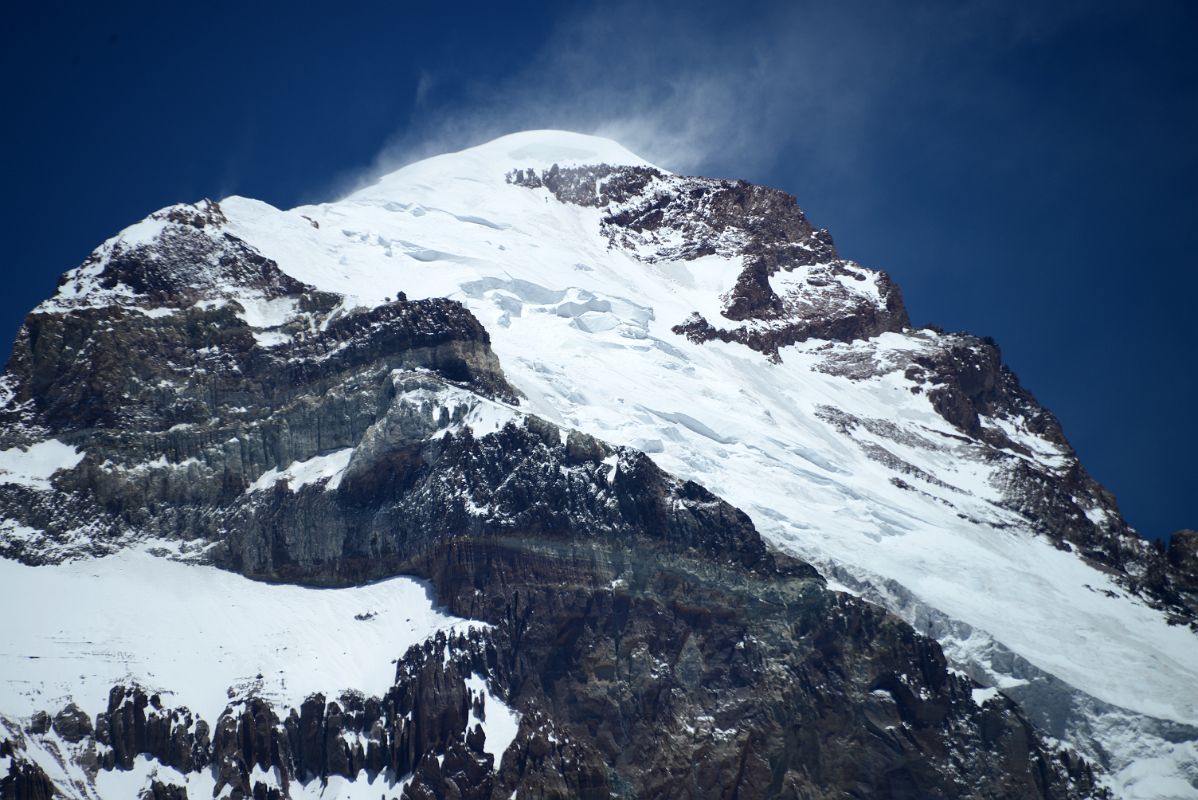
[0,546,480,725]
[0,439,86,490]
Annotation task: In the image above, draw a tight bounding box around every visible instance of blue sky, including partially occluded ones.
[2,1,1194,539]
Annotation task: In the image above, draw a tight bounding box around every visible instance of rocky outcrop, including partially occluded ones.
[97,686,209,774]
[141,782,188,800]
[4,210,510,435]
[411,532,1104,799]
[0,738,56,800]
[217,410,774,586]
[509,165,910,360]
[78,199,304,303]
[50,704,93,745]
[0,201,516,565]
[1166,530,1198,612]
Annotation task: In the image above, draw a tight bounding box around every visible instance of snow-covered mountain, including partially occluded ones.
[1,130,1194,799]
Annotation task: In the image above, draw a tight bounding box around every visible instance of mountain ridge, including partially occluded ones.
[1,130,1194,799]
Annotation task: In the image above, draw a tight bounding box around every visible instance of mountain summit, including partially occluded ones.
[1,130,1194,799]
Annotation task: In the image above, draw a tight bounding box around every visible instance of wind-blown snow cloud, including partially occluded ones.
[343,0,1093,194]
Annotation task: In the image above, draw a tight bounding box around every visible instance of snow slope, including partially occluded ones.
[0,439,85,490]
[0,544,480,725]
[192,129,1198,798]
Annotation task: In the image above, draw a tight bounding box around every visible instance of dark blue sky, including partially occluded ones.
[2,1,1194,539]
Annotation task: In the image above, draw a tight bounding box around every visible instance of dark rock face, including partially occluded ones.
[411,534,1104,800]
[510,165,837,267]
[83,200,305,303]
[51,704,93,744]
[900,336,1065,450]
[98,686,209,774]
[0,202,515,565]
[219,416,773,586]
[0,739,56,800]
[0,765,55,800]
[6,291,507,434]
[1166,530,1198,611]
[141,781,188,800]
[508,165,910,360]
[1170,530,1198,575]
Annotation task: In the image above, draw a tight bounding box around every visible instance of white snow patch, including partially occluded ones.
[464,673,521,768]
[248,449,354,493]
[971,687,1001,706]
[131,306,177,319]
[0,549,480,723]
[234,295,299,328]
[601,454,618,484]
[0,440,85,489]
[394,378,522,438]
[252,330,293,348]
[94,756,213,800]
